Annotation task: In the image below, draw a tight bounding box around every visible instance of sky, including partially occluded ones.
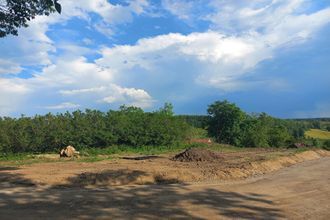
[0,0,330,118]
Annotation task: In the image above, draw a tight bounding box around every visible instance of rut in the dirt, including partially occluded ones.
[172,148,222,162]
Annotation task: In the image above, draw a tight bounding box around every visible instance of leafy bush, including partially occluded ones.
[0,104,190,153]
[207,100,295,148]
[323,140,330,150]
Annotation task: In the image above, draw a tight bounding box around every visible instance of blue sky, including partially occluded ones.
[0,0,329,118]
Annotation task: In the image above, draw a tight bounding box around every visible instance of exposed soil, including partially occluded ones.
[0,155,329,219]
[172,148,222,162]
[0,149,329,188]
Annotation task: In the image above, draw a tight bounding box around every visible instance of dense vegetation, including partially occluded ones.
[176,115,208,129]
[0,104,190,153]
[206,100,330,148]
[0,100,329,154]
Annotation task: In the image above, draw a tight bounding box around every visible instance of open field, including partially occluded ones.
[0,144,260,166]
[0,149,329,219]
[0,147,328,186]
[305,129,330,140]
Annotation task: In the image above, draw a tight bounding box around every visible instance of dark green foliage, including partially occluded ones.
[176,115,209,129]
[240,114,270,147]
[323,140,330,150]
[1,100,326,153]
[311,138,321,147]
[0,0,61,37]
[207,100,246,145]
[207,101,293,147]
[311,120,321,129]
[0,104,189,153]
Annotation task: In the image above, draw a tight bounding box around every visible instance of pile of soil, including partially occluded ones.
[172,148,222,162]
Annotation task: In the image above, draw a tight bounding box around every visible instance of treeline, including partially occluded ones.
[1,100,328,154]
[289,118,330,131]
[0,105,189,153]
[206,100,323,148]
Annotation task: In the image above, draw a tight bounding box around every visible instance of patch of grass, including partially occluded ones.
[305,129,330,140]
[0,152,30,161]
[0,152,67,166]
[80,144,190,157]
[0,142,258,164]
[0,153,39,166]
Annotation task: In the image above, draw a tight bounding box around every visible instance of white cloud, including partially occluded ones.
[59,86,107,95]
[100,85,154,108]
[162,0,195,20]
[0,60,23,75]
[61,0,151,38]
[0,78,31,115]
[1,0,329,116]
[45,102,80,110]
[82,38,93,45]
[96,2,330,91]
[0,56,155,116]
[0,16,55,74]
[60,84,154,109]
[94,31,270,91]
[0,0,152,75]
[205,0,304,33]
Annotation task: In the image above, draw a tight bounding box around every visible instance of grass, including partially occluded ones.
[1,142,307,165]
[80,144,188,157]
[0,143,244,165]
[305,129,330,140]
[0,153,56,166]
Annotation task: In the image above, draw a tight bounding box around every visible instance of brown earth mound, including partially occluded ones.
[172,148,222,162]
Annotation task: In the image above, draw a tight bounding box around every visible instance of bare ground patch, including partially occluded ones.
[1,149,329,188]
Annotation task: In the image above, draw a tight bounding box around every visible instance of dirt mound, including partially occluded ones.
[172,148,222,162]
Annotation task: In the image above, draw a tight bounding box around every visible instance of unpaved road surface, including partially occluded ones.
[0,157,329,219]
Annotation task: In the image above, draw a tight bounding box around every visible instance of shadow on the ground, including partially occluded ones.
[58,169,150,187]
[0,166,20,171]
[0,170,284,219]
[0,167,35,187]
[121,155,163,160]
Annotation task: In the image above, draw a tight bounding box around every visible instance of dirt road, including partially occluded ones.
[0,157,329,219]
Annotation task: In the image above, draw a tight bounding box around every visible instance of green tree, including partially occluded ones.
[268,125,291,147]
[0,0,61,37]
[323,140,330,150]
[158,102,174,116]
[240,115,269,147]
[207,100,246,145]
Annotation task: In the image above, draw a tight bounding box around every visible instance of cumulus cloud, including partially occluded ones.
[0,78,31,115]
[0,16,55,73]
[60,84,155,109]
[62,0,151,37]
[96,2,330,91]
[0,0,152,75]
[0,56,154,116]
[96,31,266,91]
[162,0,195,20]
[45,102,80,110]
[100,85,154,108]
[0,60,23,75]
[1,0,329,116]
